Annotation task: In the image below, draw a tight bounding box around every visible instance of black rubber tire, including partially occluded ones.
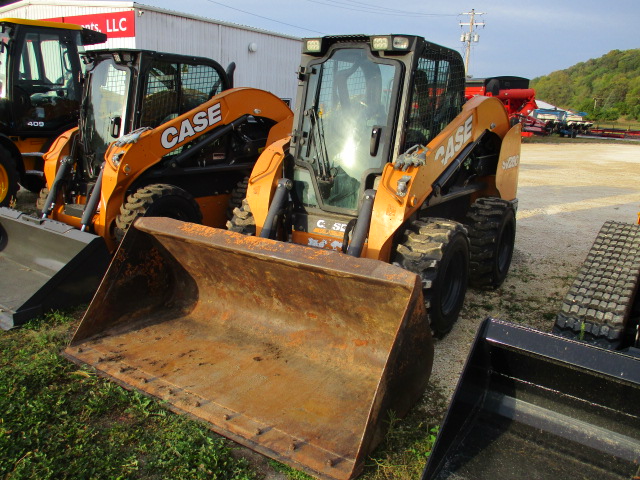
[465,197,516,289]
[0,146,19,207]
[553,221,640,350]
[227,177,249,220]
[20,174,45,193]
[394,218,470,337]
[114,184,202,242]
[226,198,256,235]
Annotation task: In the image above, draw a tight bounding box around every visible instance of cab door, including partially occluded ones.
[12,26,82,136]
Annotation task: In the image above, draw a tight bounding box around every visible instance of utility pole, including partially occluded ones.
[459,9,485,76]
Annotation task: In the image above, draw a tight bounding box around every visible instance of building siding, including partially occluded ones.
[0,0,301,100]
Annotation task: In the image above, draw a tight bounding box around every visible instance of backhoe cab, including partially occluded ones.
[0,18,106,205]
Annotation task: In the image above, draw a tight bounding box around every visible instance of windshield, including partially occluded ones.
[298,47,398,210]
[82,57,130,177]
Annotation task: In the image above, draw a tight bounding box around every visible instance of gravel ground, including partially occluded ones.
[430,141,640,399]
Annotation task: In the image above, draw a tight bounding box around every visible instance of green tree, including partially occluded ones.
[530,49,640,119]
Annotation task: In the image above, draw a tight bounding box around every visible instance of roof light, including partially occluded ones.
[371,36,390,51]
[304,38,322,53]
[392,36,409,49]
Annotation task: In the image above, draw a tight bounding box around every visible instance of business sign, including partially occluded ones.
[46,11,136,39]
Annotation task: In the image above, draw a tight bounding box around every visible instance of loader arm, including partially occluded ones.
[245,136,291,236]
[41,127,79,186]
[369,95,515,261]
[61,87,292,249]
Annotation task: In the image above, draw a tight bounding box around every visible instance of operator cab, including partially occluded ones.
[79,49,230,180]
[0,19,105,136]
[290,35,465,214]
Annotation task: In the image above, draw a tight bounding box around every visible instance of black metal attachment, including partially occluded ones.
[41,155,74,218]
[422,317,640,480]
[259,178,293,239]
[345,189,375,257]
[80,164,104,232]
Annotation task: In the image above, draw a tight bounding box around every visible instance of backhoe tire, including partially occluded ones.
[115,184,202,243]
[394,218,470,337]
[227,177,248,220]
[226,198,256,235]
[20,174,45,194]
[465,197,516,289]
[0,146,19,207]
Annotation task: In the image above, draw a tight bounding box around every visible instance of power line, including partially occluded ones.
[202,0,326,35]
[305,0,458,17]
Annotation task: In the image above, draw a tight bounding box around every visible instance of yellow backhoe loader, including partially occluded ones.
[64,35,520,480]
[0,18,106,206]
[0,49,292,328]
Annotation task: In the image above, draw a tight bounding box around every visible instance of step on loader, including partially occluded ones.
[64,35,521,479]
[0,18,106,207]
[423,221,640,479]
[0,49,293,328]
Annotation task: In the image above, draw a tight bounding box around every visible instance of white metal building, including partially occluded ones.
[0,0,302,101]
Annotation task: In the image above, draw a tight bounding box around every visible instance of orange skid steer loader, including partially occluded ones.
[0,49,292,328]
[64,35,521,480]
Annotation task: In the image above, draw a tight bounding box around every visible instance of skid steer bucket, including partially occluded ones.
[0,207,110,329]
[423,318,640,480]
[63,217,433,480]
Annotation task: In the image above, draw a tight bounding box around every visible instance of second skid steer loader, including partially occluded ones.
[64,35,520,480]
[0,49,293,328]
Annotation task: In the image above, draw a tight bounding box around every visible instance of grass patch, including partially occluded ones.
[1,310,448,480]
[269,460,314,479]
[361,385,448,480]
[0,312,255,479]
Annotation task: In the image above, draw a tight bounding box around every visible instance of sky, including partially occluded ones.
[128,0,638,80]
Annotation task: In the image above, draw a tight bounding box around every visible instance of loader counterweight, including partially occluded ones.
[64,217,434,480]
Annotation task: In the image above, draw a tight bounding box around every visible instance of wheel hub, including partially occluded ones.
[0,164,9,201]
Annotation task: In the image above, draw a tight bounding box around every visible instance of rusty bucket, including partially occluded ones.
[64,217,433,480]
